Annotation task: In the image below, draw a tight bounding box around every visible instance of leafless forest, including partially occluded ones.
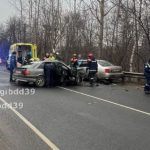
[0,0,150,72]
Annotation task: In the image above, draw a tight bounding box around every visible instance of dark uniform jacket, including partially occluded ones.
[144,63,150,79]
[87,58,98,72]
[71,57,78,68]
[10,54,16,70]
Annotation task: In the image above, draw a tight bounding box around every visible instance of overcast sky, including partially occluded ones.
[0,0,16,23]
[0,0,88,24]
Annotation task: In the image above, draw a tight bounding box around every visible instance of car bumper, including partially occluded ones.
[13,75,36,83]
[98,73,124,79]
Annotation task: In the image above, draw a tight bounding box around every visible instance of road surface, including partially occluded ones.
[0,69,150,150]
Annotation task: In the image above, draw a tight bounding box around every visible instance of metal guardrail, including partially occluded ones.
[123,72,145,78]
[123,71,145,83]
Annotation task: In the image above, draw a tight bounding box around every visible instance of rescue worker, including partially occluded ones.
[144,58,150,85]
[49,53,55,61]
[49,62,56,86]
[44,62,56,87]
[70,53,78,79]
[43,53,50,60]
[9,51,17,82]
[44,62,50,87]
[87,53,99,86]
[70,54,78,68]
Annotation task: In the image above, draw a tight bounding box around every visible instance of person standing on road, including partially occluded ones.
[44,62,56,87]
[9,51,17,82]
[44,62,51,87]
[144,58,150,85]
[43,52,50,60]
[70,54,79,81]
[49,62,56,87]
[70,54,78,68]
[87,53,99,86]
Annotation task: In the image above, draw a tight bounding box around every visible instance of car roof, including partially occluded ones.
[31,60,60,63]
[31,60,69,66]
[43,60,59,62]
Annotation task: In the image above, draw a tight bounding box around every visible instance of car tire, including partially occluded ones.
[35,76,45,87]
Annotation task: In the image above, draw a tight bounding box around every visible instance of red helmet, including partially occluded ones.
[88,53,93,58]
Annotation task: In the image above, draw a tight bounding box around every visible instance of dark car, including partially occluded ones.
[13,60,81,87]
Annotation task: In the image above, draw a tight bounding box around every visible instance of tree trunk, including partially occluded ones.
[99,0,104,58]
[129,43,136,72]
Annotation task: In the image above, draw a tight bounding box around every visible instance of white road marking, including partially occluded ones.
[0,97,60,150]
[59,87,150,117]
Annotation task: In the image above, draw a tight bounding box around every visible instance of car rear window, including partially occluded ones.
[21,62,41,69]
[98,60,113,67]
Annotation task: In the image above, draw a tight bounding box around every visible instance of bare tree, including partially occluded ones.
[2,0,150,71]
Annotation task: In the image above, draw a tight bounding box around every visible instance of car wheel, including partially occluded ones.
[35,76,45,87]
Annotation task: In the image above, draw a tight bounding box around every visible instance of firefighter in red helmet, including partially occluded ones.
[87,53,99,86]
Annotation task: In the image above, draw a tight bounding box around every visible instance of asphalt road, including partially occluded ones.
[0,69,150,150]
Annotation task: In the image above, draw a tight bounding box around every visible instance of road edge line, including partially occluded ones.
[0,97,60,150]
[58,86,150,117]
